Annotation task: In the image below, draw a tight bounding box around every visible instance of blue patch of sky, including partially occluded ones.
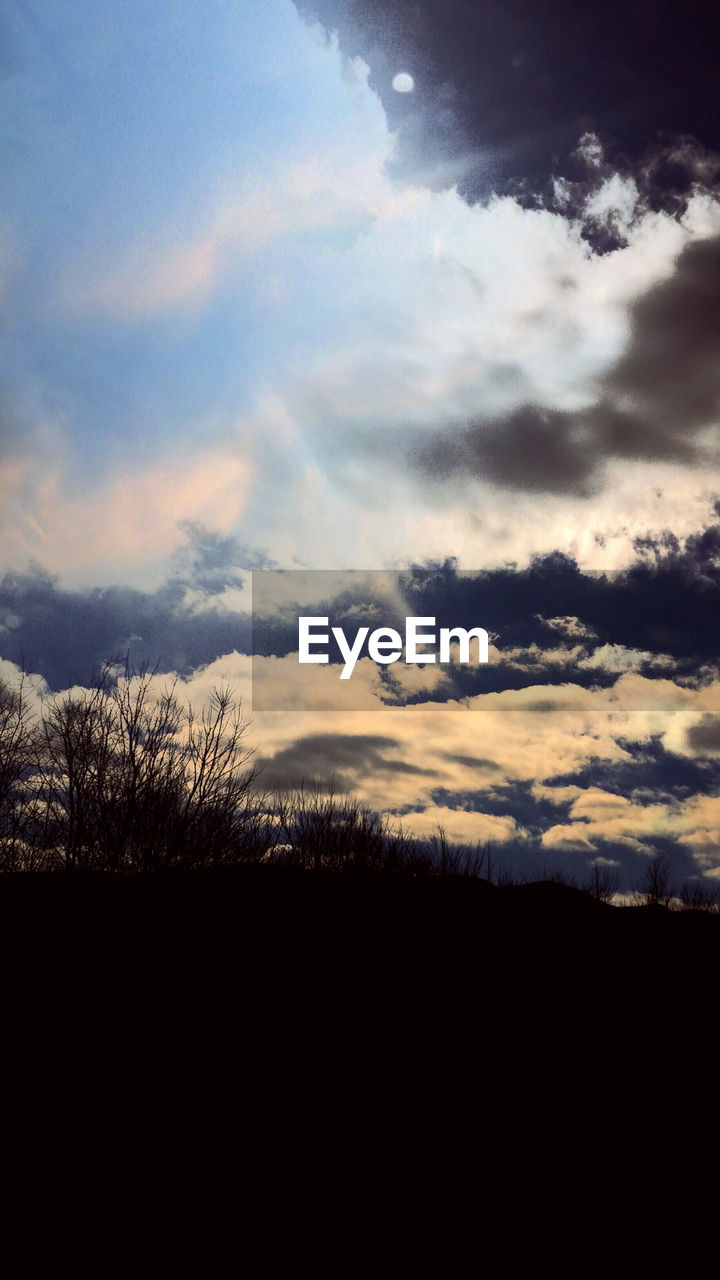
[2,1,389,482]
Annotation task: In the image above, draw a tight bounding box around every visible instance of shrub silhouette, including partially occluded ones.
[679,881,720,912]
[428,825,489,878]
[269,791,491,878]
[273,781,389,872]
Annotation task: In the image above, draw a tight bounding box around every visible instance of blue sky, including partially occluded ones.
[3,2,386,494]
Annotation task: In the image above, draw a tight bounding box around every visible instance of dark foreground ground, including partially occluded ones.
[3,866,716,1002]
[3,868,716,1140]
[3,862,719,940]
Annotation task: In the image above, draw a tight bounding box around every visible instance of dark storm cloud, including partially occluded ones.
[554,134,720,236]
[548,832,704,892]
[417,234,720,494]
[686,716,720,755]
[0,527,277,692]
[7,516,720,706]
[173,521,274,594]
[298,1,720,197]
[428,779,556,831]
[443,753,502,772]
[0,551,255,690]
[400,555,671,662]
[547,737,720,803]
[535,736,720,887]
[253,558,598,661]
[406,776,710,891]
[418,405,600,497]
[251,561,617,705]
[608,236,720,431]
[635,136,720,217]
[253,528,720,708]
[397,531,720,683]
[384,652,616,707]
[255,733,435,791]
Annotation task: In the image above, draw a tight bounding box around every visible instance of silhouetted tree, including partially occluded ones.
[0,674,41,869]
[584,862,620,903]
[637,850,675,908]
[34,664,266,870]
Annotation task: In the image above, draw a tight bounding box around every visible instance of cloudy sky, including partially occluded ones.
[3,0,720,889]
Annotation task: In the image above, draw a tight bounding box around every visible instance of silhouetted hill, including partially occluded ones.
[2,864,717,971]
[3,866,716,1106]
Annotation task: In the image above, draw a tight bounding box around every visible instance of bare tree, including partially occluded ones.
[0,674,41,869]
[37,675,120,869]
[34,664,267,870]
[584,862,620,904]
[637,850,675,908]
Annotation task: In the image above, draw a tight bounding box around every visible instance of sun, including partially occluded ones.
[392,72,414,93]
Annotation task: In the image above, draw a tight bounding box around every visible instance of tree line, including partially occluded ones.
[0,663,447,875]
[0,665,265,871]
[0,663,718,909]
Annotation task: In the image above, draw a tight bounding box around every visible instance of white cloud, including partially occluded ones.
[400,804,521,845]
[584,173,641,237]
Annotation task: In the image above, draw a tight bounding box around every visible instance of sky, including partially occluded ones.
[2,0,720,890]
